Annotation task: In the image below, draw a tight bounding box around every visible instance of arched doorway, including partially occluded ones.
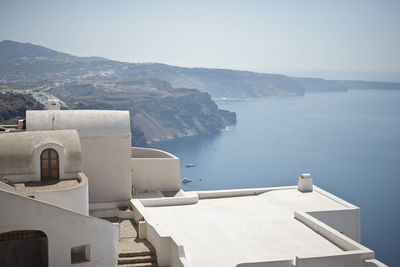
[41,148,59,180]
[0,230,48,267]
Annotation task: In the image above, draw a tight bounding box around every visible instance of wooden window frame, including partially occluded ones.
[40,148,59,180]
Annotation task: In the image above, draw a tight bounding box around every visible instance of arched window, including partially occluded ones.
[40,148,59,180]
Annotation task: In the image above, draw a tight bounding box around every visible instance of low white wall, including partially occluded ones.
[307,209,360,242]
[236,259,294,267]
[146,220,186,267]
[0,189,118,267]
[295,211,371,252]
[132,147,175,158]
[296,251,374,267]
[131,148,181,193]
[0,181,15,192]
[34,172,89,215]
[90,209,135,219]
[293,211,377,267]
[89,201,130,211]
[131,199,187,267]
[196,186,296,199]
[363,259,388,267]
[139,192,198,207]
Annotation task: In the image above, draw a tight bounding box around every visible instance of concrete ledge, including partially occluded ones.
[130,199,187,267]
[236,259,294,267]
[296,251,375,267]
[196,186,296,199]
[364,259,388,267]
[25,172,89,215]
[307,208,361,242]
[313,186,358,209]
[0,180,15,192]
[138,192,198,207]
[89,209,135,219]
[295,211,373,253]
[132,147,177,159]
[89,201,131,211]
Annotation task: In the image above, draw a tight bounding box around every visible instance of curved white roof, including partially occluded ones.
[26,110,131,137]
[0,130,81,175]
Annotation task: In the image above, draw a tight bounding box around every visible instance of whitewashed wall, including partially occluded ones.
[0,189,118,267]
[81,134,131,202]
[27,110,132,203]
[131,147,181,193]
[34,172,89,215]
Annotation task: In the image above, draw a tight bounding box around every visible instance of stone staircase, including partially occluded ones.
[117,228,158,267]
[118,249,158,266]
[103,217,158,267]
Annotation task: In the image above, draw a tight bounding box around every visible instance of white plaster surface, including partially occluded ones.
[0,188,118,267]
[26,110,130,137]
[0,130,81,181]
[141,189,352,267]
[26,110,132,202]
[80,134,131,202]
[131,147,181,193]
[33,172,89,215]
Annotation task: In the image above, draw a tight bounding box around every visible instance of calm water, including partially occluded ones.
[149,89,400,266]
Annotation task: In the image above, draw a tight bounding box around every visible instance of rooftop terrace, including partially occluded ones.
[134,186,376,267]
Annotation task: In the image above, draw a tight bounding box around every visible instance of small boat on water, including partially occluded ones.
[185,163,196,168]
[182,177,192,183]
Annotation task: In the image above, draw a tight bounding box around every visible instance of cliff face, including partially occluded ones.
[116,64,305,98]
[48,79,236,145]
[0,92,44,123]
[130,89,236,142]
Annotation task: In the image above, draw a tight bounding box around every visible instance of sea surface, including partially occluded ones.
[149,89,400,266]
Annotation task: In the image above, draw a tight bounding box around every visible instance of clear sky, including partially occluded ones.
[1,0,399,81]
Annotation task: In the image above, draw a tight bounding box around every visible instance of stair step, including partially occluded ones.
[118,255,157,265]
[118,263,158,267]
[119,251,153,257]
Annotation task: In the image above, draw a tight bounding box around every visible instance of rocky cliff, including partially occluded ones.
[0,92,43,123]
[48,79,236,145]
[116,64,305,98]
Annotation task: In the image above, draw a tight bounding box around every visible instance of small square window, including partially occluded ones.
[71,244,90,264]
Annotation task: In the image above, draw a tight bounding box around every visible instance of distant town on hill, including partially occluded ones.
[0,40,399,144]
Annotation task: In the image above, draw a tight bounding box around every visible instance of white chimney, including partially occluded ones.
[48,100,60,110]
[298,173,313,192]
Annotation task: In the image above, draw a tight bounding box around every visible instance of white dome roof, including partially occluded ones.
[0,130,81,176]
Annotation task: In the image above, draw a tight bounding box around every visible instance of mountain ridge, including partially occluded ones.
[1,40,399,144]
[0,40,107,63]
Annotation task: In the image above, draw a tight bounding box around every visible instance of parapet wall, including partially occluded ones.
[131,147,181,193]
[33,172,89,215]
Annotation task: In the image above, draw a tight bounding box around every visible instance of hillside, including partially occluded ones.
[0,92,43,123]
[116,63,305,98]
[0,40,106,63]
[48,78,236,144]
[1,40,399,143]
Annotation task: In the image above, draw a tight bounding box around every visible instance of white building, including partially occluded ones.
[0,105,387,267]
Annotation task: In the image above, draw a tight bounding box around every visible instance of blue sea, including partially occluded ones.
[149,89,400,266]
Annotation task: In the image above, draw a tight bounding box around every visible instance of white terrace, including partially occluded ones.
[131,183,384,267]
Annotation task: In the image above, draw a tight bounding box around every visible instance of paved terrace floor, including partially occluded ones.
[142,188,349,267]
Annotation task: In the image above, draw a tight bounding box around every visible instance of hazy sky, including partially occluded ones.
[1,0,399,81]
